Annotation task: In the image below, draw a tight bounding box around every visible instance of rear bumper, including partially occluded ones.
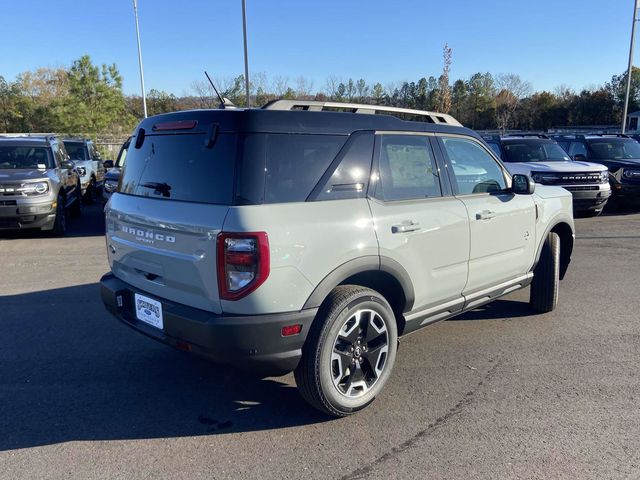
[0,201,56,230]
[100,273,318,375]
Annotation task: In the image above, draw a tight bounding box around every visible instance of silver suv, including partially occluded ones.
[101,101,575,417]
[63,138,106,203]
[0,135,82,235]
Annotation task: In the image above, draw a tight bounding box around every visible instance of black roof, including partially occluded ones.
[135,108,478,138]
[0,136,53,147]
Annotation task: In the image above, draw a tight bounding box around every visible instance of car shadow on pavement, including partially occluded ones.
[450,298,534,321]
[0,283,329,451]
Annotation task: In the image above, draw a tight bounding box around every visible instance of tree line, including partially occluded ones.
[2,50,640,137]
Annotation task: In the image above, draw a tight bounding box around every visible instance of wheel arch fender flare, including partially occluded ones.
[532,217,574,280]
[302,255,415,313]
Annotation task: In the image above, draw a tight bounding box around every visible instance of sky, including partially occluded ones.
[0,0,637,96]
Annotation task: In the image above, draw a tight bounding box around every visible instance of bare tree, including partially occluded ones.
[435,43,453,113]
[295,76,314,99]
[189,79,217,108]
[495,73,532,132]
[324,75,343,100]
[272,75,291,97]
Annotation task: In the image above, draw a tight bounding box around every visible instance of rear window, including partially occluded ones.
[120,133,237,205]
[120,132,346,205]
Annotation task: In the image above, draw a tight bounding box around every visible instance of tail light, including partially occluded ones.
[217,232,270,300]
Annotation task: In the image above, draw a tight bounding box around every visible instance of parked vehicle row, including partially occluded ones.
[481,132,640,214]
[0,134,118,235]
[100,101,575,417]
[481,134,611,216]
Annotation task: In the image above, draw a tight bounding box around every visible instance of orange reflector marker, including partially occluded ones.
[281,324,302,337]
[175,341,191,351]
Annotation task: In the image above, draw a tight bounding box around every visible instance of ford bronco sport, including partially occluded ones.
[63,138,106,204]
[101,101,574,417]
[483,134,610,216]
[0,135,82,235]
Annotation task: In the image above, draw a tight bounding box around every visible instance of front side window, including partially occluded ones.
[375,135,442,201]
[441,136,507,195]
[588,139,640,160]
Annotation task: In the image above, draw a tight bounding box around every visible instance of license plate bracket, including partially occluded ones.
[134,293,164,330]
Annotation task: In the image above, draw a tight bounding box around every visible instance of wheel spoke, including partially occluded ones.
[332,348,352,382]
[362,343,388,377]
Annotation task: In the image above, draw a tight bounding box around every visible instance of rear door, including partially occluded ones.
[367,133,470,318]
[106,127,237,314]
[436,135,537,293]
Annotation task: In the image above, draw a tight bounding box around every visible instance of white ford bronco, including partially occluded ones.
[101,101,574,417]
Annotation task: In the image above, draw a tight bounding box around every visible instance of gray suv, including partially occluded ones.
[101,101,574,416]
[0,135,82,235]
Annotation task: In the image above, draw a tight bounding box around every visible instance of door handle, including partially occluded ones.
[392,221,421,234]
[476,210,496,220]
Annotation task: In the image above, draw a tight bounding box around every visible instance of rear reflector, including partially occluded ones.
[281,324,302,337]
[152,120,197,131]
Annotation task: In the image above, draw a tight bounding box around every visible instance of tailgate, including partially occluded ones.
[106,194,228,314]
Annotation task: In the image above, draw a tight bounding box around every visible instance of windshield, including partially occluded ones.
[589,139,640,159]
[502,141,571,163]
[0,146,54,169]
[63,141,88,160]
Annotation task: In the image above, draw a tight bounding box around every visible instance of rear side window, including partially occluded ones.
[120,133,237,205]
[264,134,345,203]
[375,135,442,201]
[315,133,374,201]
[568,141,587,157]
[235,134,346,204]
[487,142,502,158]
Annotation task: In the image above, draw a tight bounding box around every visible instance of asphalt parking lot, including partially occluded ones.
[1,204,639,480]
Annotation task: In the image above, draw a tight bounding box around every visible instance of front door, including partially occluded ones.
[436,135,537,294]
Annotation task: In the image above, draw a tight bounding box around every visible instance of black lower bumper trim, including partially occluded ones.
[100,273,318,375]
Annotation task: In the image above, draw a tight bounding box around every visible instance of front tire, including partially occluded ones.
[84,177,97,204]
[530,231,560,313]
[51,194,67,236]
[295,285,398,417]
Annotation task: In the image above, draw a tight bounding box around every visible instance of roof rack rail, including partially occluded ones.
[262,99,462,126]
[504,133,550,139]
[587,133,629,138]
[0,133,57,141]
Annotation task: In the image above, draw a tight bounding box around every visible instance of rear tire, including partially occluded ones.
[51,194,67,236]
[294,285,398,417]
[530,231,560,313]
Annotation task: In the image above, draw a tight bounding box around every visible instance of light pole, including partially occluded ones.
[133,0,148,118]
[622,0,640,133]
[241,0,250,107]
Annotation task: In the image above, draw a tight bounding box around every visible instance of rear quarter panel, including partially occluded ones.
[221,199,378,315]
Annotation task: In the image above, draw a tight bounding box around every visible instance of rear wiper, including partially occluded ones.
[140,182,172,198]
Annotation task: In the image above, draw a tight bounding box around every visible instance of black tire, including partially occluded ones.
[294,285,398,417]
[70,182,82,218]
[51,194,67,236]
[83,177,97,204]
[530,231,560,313]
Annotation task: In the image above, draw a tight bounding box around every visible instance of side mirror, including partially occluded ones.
[511,174,535,195]
[60,160,74,170]
[103,160,114,169]
[573,154,587,162]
